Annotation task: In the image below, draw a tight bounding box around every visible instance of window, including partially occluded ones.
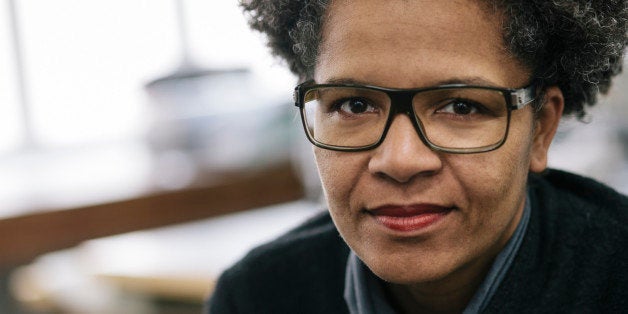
[0,0,297,215]
[1,0,293,151]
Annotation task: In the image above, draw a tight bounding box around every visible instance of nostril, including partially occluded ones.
[368,141,442,183]
[373,167,437,184]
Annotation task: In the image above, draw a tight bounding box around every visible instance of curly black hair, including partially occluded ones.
[241,0,627,117]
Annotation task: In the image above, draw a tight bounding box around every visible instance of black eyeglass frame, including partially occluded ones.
[293,80,539,154]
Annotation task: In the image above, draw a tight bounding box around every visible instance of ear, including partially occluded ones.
[529,86,564,173]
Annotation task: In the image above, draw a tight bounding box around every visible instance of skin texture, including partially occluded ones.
[313,0,564,312]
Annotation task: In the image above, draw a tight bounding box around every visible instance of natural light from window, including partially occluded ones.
[0,0,296,216]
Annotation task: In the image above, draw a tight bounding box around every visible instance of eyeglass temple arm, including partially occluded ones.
[293,86,301,107]
[510,84,537,110]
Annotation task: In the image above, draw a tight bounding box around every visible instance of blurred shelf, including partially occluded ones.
[0,161,304,270]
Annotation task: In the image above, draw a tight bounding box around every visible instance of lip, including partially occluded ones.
[368,204,453,232]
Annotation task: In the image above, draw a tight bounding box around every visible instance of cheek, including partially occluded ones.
[313,148,364,207]
[447,122,534,228]
[313,148,373,234]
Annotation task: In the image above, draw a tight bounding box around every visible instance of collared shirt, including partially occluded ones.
[344,193,532,314]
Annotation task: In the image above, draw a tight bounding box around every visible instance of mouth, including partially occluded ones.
[368,204,454,232]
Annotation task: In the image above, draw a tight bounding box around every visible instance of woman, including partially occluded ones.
[208,1,627,313]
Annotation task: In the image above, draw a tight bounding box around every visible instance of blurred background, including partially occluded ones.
[0,0,626,313]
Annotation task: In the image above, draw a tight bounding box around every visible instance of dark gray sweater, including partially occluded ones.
[207,169,628,313]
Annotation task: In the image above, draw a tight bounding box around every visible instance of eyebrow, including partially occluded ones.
[323,76,500,88]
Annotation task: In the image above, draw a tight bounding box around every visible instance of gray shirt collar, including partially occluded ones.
[344,192,532,314]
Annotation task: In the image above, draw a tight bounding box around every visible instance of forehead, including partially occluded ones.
[316,0,528,88]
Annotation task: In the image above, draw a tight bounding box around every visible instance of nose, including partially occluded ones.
[368,114,442,183]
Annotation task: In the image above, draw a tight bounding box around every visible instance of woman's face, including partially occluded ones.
[314,0,550,287]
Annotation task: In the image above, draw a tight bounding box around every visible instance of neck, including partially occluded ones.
[386,268,482,314]
[383,258,491,314]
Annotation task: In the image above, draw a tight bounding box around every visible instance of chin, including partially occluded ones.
[360,248,463,285]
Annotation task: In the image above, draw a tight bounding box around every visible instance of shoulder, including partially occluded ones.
[235,209,349,276]
[206,210,350,314]
[498,169,628,312]
[529,168,628,237]
[530,168,628,210]
[529,169,628,266]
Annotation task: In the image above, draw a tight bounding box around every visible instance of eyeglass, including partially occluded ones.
[293,80,538,154]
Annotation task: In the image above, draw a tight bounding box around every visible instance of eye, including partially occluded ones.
[335,98,377,115]
[437,100,481,115]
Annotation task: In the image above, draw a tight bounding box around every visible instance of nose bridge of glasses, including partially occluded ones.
[383,90,433,148]
[388,90,415,115]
